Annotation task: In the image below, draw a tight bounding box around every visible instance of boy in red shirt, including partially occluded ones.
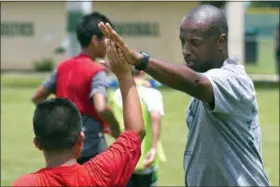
[32,12,121,164]
[12,45,146,186]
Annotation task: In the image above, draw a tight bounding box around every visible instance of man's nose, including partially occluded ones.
[182,47,191,57]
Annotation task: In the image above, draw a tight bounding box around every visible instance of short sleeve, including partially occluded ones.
[82,130,141,187]
[42,69,57,93]
[12,175,36,186]
[201,67,254,114]
[143,88,164,116]
[89,71,109,98]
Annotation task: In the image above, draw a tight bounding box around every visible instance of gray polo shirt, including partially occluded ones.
[184,58,269,186]
[43,70,109,158]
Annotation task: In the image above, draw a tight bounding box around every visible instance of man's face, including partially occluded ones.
[179,18,220,72]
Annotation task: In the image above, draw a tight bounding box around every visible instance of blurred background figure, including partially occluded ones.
[110,67,166,187]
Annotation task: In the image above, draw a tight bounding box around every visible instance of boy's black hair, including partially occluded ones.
[76,11,113,48]
[33,98,82,152]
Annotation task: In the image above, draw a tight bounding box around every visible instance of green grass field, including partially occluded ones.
[1,75,279,186]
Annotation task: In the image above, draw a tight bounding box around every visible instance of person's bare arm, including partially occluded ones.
[32,86,52,104]
[106,39,145,140]
[150,111,161,149]
[143,59,213,103]
[142,88,164,168]
[142,110,161,168]
[32,70,57,104]
[90,71,120,138]
[117,73,145,139]
[93,94,120,138]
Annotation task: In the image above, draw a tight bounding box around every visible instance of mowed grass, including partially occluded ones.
[1,83,279,186]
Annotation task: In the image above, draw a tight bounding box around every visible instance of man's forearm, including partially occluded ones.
[150,111,161,149]
[151,121,160,149]
[118,73,145,140]
[144,58,211,102]
[31,86,52,105]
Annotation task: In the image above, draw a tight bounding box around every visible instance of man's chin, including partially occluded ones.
[186,64,196,71]
[186,64,207,73]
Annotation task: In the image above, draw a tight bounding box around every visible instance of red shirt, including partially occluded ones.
[12,131,141,187]
[55,53,108,130]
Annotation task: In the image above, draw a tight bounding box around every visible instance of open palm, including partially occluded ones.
[98,22,142,66]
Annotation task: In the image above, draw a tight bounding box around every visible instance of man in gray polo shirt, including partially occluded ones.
[98,4,270,186]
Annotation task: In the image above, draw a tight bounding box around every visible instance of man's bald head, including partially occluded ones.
[179,4,229,73]
[181,4,228,37]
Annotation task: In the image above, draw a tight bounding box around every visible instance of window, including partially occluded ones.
[114,22,159,36]
[1,22,34,37]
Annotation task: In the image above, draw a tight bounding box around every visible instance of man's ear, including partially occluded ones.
[218,34,227,51]
[77,132,85,146]
[91,35,99,46]
[33,137,42,150]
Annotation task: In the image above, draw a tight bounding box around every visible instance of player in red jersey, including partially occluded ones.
[32,12,121,164]
[12,42,146,187]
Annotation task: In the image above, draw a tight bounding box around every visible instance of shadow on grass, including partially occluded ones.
[254,81,279,89]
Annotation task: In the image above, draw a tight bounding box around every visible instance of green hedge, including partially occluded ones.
[1,75,46,88]
[33,58,54,72]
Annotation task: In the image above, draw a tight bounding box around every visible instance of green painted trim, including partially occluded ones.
[67,11,84,32]
[247,7,279,14]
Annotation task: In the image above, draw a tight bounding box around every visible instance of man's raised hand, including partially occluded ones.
[98,22,143,66]
[106,39,131,77]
